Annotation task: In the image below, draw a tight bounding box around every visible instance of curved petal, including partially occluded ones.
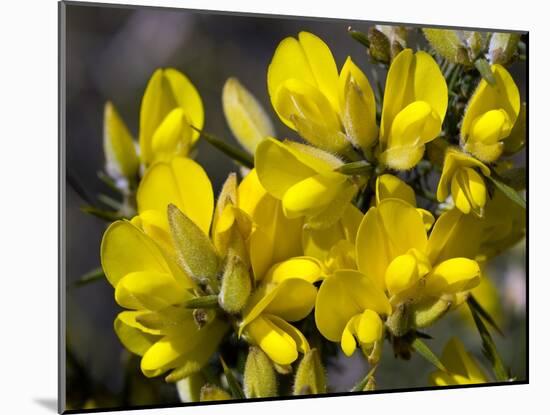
[137,157,214,235]
[425,258,480,296]
[385,254,420,296]
[451,167,487,215]
[101,220,172,287]
[356,199,428,289]
[114,311,160,356]
[103,102,139,179]
[245,315,299,365]
[376,174,416,205]
[263,257,324,284]
[114,271,189,311]
[282,172,350,219]
[150,108,193,162]
[315,270,390,342]
[255,138,319,200]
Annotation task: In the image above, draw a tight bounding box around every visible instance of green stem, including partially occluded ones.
[192,126,254,168]
[184,295,220,309]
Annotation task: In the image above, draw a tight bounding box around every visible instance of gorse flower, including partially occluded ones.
[429,337,488,385]
[267,31,377,156]
[437,147,491,216]
[377,49,448,170]
[461,64,520,162]
[256,137,363,228]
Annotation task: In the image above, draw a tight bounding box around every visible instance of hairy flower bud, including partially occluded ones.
[293,348,327,395]
[244,347,278,398]
[200,384,232,401]
[219,255,252,314]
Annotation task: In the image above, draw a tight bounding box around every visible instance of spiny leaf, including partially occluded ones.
[411,338,447,372]
[80,206,125,222]
[467,299,510,381]
[351,364,378,392]
[220,356,245,399]
[73,267,105,287]
[486,173,526,209]
[467,296,504,337]
[347,27,370,48]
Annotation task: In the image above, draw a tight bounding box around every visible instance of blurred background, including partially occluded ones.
[63,2,527,410]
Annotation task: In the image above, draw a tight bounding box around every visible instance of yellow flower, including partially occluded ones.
[430,337,488,385]
[239,256,323,365]
[139,68,204,165]
[268,32,377,155]
[437,148,491,216]
[461,64,520,162]
[378,48,448,170]
[255,137,362,228]
[101,220,227,382]
[316,199,481,356]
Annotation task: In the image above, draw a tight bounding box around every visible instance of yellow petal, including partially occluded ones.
[101,221,172,287]
[356,199,428,289]
[425,258,480,296]
[451,167,487,215]
[431,337,488,385]
[263,257,323,284]
[137,157,214,235]
[376,174,416,205]
[385,254,420,296]
[355,309,384,346]
[255,138,319,200]
[340,315,361,356]
[222,78,276,154]
[315,270,390,342]
[437,147,491,202]
[282,172,350,219]
[139,69,203,164]
[141,319,226,378]
[427,208,482,264]
[103,102,139,180]
[114,311,160,356]
[150,108,192,162]
[114,270,189,310]
[245,315,299,365]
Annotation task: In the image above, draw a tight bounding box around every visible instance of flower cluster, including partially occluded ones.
[96,26,525,400]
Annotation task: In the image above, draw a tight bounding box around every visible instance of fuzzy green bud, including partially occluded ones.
[219,255,252,314]
[488,33,520,65]
[367,27,391,63]
[293,349,327,395]
[200,384,232,402]
[411,297,452,329]
[243,347,278,398]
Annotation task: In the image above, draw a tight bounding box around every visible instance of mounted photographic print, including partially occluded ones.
[59,1,528,413]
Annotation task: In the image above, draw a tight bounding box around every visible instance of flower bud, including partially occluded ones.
[244,347,278,398]
[376,25,407,60]
[367,27,391,63]
[219,255,252,314]
[487,33,520,65]
[103,102,139,183]
[200,384,232,401]
[222,77,276,154]
[293,349,327,395]
[411,297,452,328]
[386,302,411,337]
